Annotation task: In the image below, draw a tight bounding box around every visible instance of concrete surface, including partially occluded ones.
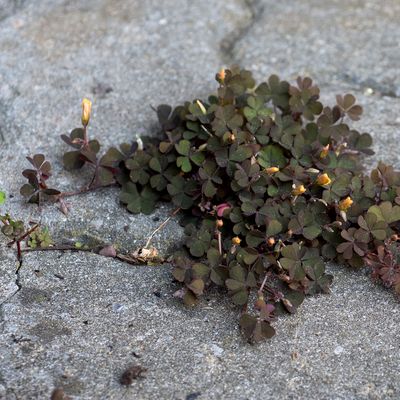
[0,0,400,399]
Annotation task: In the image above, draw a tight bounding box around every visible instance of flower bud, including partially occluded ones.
[292,184,306,196]
[217,68,226,83]
[320,144,330,159]
[338,196,353,212]
[267,237,275,247]
[81,98,92,127]
[265,166,279,175]
[216,219,224,228]
[232,236,241,245]
[316,173,331,186]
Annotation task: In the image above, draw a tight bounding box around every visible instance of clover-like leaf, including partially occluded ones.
[255,75,290,110]
[289,77,323,121]
[120,182,158,214]
[279,243,307,281]
[243,96,272,122]
[257,144,287,169]
[336,94,363,121]
[239,314,276,343]
[358,213,388,241]
[167,176,197,209]
[368,201,400,224]
[336,227,370,259]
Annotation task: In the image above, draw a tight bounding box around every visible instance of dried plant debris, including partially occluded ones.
[120,365,147,385]
[50,388,72,400]
[7,66,400,342]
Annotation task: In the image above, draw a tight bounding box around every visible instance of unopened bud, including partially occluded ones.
[292,184,306,196]
[267,237,275,246]
[320,144,330,159]
[232,236,241,245]
[216,219,224,228]
[316,173,331,186]
[265,166,279,175]
[217,68,226,83]
[81,98,92,127]
[338,196,353,212]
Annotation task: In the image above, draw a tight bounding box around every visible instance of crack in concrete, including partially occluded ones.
[0,261,22,308]
[341,73,400,98]
[219,0,265,64]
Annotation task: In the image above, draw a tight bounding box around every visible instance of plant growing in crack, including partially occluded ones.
[8,66,400,343]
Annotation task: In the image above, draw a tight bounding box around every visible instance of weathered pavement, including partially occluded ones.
[0,1,400,399]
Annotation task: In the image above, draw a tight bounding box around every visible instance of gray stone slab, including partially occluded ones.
[234,0,400,94]
[0,247,19,304]
[0,252,399,399]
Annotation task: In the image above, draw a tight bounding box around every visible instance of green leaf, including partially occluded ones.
[266,220,282,236]
[177,156,192,172]
[258,144,287,168]
[175,140,191,156]
[0,191,5,205]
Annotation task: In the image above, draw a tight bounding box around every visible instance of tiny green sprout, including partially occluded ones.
[28,227,53,249]
[0,191,5,205]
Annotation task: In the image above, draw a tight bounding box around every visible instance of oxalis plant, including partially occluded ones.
[2,66,400,343]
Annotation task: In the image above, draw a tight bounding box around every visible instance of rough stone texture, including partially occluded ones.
[1,252,400,400]
[1,0,400,399]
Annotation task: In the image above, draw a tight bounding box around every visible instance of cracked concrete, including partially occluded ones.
[220,0,265,64]
[1,0,400,399]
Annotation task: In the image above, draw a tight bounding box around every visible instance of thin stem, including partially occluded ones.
[83,125,88,147]
[22,245,94,253]
[144,208,181,249]
[59,182,116,198]
[259,273,269,294]
[7,224,39,247]
[217,231,222,255]
[16,241,21,261]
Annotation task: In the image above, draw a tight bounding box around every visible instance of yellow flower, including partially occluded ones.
[265,166,279,175]
[338,196,353,212]
[316,173,331,186]
[320,144,330,159]
[232,236,241,245]
[81,98,92,127]
[292,184,306,196]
